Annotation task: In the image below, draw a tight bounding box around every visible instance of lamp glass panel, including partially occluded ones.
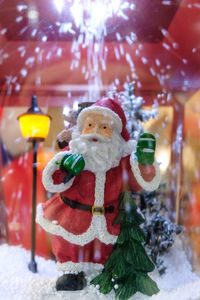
[19,114,51,139]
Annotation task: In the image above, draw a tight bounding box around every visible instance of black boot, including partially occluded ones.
[56,272,87,291]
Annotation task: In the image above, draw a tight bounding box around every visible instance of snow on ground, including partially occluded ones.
[0,240,200,300]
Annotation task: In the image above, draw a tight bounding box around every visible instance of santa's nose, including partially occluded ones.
[91,126,100,135]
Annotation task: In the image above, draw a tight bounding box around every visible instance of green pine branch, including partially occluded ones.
[91,190,159,300]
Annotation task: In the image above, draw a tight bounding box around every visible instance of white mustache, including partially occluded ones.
[80,133,111,143]
[69,129,131,172]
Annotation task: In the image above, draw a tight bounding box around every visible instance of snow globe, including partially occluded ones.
[0,0,200,300]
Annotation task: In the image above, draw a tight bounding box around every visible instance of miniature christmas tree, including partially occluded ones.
[91,190,159,300]
[108,82,184,274]
[119,82,184,274]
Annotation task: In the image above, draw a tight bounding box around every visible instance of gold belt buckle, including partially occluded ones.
[92,206,105,215]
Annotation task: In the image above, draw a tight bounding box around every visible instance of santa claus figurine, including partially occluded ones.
[36,97,160,291]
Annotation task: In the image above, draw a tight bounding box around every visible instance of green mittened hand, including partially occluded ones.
[136,133,156,166]
[60,153,85,175]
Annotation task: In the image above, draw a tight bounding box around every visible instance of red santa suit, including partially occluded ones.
[36,98,161,274]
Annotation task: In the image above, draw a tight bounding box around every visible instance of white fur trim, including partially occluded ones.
[94,172,105,206]
[130,153,161,192]
[77,106,122,133]
[36,205,117,246]
[121,139,136,158]
[56,261,103,274]
[42,151,74,193]
[36,171,118,246]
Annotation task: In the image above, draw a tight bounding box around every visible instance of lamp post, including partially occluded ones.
[18,95,51,273]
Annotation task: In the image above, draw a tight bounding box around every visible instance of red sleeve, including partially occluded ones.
[138,164,156,182]
[52,146,70,184]
[121,155,156,192]
[52,168,68,185]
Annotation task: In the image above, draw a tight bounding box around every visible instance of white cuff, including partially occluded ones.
[42,151,74,193]
[36,204,117,246]
[130,153,161,192]
[56,261,103,274]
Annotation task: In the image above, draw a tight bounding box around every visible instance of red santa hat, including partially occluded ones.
[77,97,130,141]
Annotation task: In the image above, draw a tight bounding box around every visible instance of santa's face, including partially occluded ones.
[68,112,125,172]
[69,112,135,172]
[82,113,113,139]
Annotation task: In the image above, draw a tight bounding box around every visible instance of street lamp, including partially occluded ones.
[18,95,51,273]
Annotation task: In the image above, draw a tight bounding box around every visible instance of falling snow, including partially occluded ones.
[0,0,198,103]
[16,16,23,23]
[162,43,171,50]
[20,69,28,77]
[0,28,7,35]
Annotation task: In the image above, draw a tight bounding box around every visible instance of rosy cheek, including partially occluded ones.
[107,132,112,138]
[102,129,112,138]
[82,128,89,134]
[82,127,93,134]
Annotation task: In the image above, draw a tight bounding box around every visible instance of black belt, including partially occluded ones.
[60,193,114,215]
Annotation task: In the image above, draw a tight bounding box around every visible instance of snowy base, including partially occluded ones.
[0,241,200,300]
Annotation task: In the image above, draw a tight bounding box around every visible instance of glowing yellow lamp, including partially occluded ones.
[17,94,52,273]
[18,95,51,141]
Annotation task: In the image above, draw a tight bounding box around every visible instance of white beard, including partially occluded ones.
[68,130,136,172]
